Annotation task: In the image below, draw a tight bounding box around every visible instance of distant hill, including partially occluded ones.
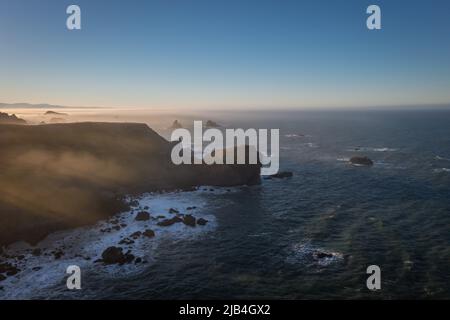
[0,112,27,125]
[0,102,67,109]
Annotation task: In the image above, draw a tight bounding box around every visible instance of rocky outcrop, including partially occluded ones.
[205,120,221,128]
[44,110,68,116]
[182,215,196,227]
[143,229,155,238]
[170,120,182,129]
[0,122,261,246]
[101,246,134,265]
[135,211,150,221]
[350,156,373,166]
[157,216,183,227]
[267,171,293,179]
[0,112,26,125]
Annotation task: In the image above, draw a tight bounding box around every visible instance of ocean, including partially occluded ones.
[1,109,450,299]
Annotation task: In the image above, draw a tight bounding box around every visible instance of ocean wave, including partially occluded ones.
[435,155,450,161]
[433,168,450,173]
[347,147,398,152]
[302,142,318,148]
[284,134,304,138]
[0,189,220,299]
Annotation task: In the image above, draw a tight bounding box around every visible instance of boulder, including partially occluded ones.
[350,156,373,166]
[135,211,150,221]
[197,218,208,226]
[183,215,196,227]
[119,238,134,245]
[143,229,155,238]
[130,231,142,239]
[101,246,134,265]
[157,216,182,227]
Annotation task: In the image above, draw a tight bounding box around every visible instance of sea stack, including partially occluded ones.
[350,156,374,166]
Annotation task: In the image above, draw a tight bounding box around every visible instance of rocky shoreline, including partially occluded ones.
[0,188,223,296]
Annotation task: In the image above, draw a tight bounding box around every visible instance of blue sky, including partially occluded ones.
[1,0,450,109]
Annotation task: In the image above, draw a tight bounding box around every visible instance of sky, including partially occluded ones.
[1,0,450,110]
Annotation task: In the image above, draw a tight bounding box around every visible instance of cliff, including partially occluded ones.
[0,122,260,246]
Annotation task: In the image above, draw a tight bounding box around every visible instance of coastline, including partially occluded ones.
[0,122,261,248]
[0,187,243,299]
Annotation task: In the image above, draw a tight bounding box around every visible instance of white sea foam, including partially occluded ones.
[347,146,398,152]
[433,168,450,173]
[286,242,343,267]
[0,188,230,299]
[284,134,304,138]
[435,155,450,161]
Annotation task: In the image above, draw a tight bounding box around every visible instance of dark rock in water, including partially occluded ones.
[112,225,121,231]
[135,211,150,221]
[143,206,149,210]
[156,215,166,219]
[186,206,197,210]
[32,266,42,271]
[119,238,134,245]
[143,229,155,238]
[101,246,134,265]
[135,257,142,264]
[197,218,208,226]
[268,171,293,179]
[130,231,142,239]
[350,156,373,166]
[157,216,183,227]
[169,208,179,214]
[170,120,183,129]
[313,251,333,260]
[183,215,196,227]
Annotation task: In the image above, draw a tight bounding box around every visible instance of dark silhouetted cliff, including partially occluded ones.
[0,122,260,246]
